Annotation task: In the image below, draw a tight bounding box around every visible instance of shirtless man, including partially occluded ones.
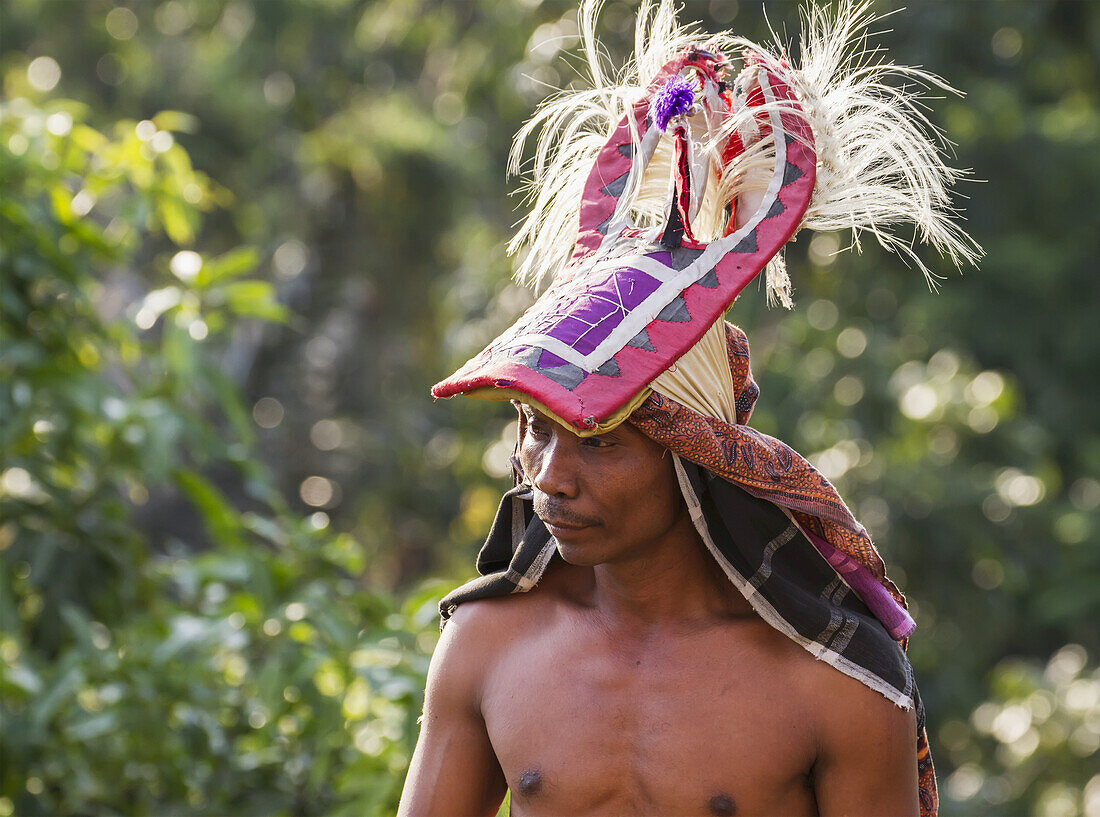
[404,0,972,811]
[398,407,919,816]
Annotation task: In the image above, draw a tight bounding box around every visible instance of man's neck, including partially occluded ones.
[586,509,754,631]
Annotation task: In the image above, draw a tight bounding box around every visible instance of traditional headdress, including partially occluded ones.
[434,0,978,433]
[432,3,979,814]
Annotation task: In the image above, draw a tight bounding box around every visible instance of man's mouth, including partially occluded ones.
[541,518,589,531]
[534,500,599,533]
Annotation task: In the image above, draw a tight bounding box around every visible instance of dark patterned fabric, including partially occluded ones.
[629,323,913,632]
[627,321,936,816]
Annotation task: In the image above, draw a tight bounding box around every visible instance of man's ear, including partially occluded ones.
[511,401,528,487]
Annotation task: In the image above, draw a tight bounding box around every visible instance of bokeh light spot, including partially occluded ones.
[1069,477,1100,512]
[433,91,466,125]
[992,27,1022,60]
[8,134,29,156]
[310,419,343,451]
[96,54,124,85]
[169,251,202,281]
[304,335,338,370]
[299,475,335,507]
[1045,644,1087,684]
[105,7,139,40]
[1054,512,1089,545]
[273,239,308,279]
[972,558,1005,590]
[967,405,998,433]
[836,327,867,358]
[808,232,839,266]
[151,130,174,153]
[188,319,208,341]
[833,375,864,406]
[946,763,984,801]
[27,57,61,92]
[981,494,1011,523]
[900,383,937,420]
[155,1,193,35]
[252,397,284,429]
[965,371,1005,406]
[45,111,73,136]
[263,72,295,106]
[995,468,1045,507]
[806,299,838,330]
[135,119,157,141]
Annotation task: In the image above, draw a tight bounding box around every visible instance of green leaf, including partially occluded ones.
[174,468,246,547]
[241,513,288,547]
[157,197,196,245]
[151,614,214,665]
[162,323,196,380]
[220,281,289,322]
[29,662,83,728]
[195,246,259,289]
[60,604,97,654]
[69,123,108,152]
[49,186,73,222]
[2,663,43,696]
[65,711,119,741]
[151,110,200,134]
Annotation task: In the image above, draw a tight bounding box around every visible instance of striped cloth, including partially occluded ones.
[439,469,917,706]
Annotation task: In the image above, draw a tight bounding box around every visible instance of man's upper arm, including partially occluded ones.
[811,672,920,817]
[398,604,507,817]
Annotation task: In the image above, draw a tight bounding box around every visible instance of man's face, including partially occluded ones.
[517,404,687,566]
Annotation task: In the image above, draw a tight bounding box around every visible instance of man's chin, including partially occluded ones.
[552,537,604,567]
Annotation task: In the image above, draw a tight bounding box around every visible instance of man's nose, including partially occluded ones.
[530,433,580,499]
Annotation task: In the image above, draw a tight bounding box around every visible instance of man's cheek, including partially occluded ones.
[518,443,540,482]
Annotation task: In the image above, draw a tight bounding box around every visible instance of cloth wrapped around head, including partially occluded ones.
[432,3,980,814]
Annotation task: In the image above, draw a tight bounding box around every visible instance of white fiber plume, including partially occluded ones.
[788,0,982,284]
[507,0,981,297]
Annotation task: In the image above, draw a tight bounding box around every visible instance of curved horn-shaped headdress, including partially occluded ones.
[432,0,979,433]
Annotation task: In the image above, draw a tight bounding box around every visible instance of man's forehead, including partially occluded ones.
[517,403,549,421]
[516,402,572,430]
[516,400,657,446]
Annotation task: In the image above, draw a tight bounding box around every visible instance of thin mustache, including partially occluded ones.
[533,498,599,527]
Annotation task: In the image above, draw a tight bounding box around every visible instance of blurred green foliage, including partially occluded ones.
[939,645,1100,814]
[0,1,1097,815]
[0,98,435,815]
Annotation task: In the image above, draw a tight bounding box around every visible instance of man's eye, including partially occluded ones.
[583,436,613,449]
[527,423,550,439]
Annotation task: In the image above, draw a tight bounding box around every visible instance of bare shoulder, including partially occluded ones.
[400,589,530,814]
[798,653,917,748]
[423,597,523,725]
[434,598,523,683]
[435,560,584,692]
[445,561,577,639]
[790,649,920,813]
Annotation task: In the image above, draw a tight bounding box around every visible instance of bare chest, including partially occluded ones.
[482,622,819,816]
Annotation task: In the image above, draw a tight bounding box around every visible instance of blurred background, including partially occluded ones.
[1,0,1097,814]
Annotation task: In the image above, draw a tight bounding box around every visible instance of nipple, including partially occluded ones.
[517,768,543,797]
[708,793,737,816]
